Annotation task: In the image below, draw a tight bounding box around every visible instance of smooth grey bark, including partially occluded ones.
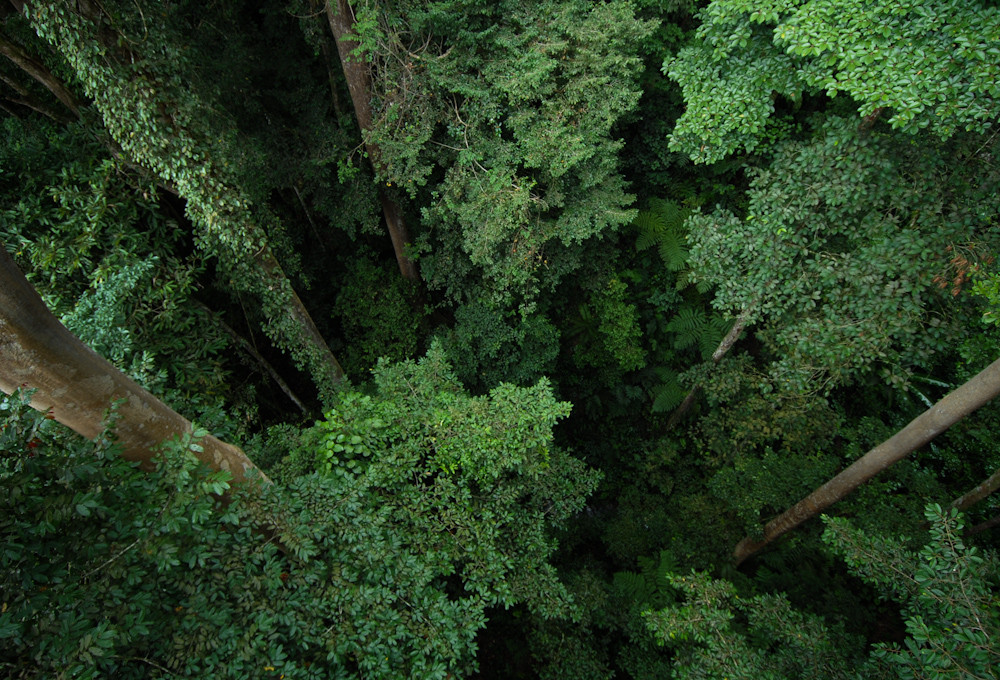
[0,246,266,485]
[733,357,1000,566]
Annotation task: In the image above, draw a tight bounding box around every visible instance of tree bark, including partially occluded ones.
[666,309,750,430]
[733,357,1000,566]
[0,246,265,485]
[256,249,346,396]
[968,513,1000,537]
[951,465,1000,513]
[0,31,79,117]
[325,0,421,285]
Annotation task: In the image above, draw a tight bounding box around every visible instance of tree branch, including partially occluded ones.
[666,308,750,430]
[194,301,310,416]
[0,31,80,117]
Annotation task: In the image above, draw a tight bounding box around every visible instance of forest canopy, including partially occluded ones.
[1,0,999,678]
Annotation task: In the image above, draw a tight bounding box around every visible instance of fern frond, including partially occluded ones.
[696,314,735,360]
[657,229,689,272]
[710,314,733,337]
[635,199,691,271]
[651,367,685,413]
[666,306,708,352]
[613,570,655,605]
[634,211,667,252]
[666,306,705,334]
[637,550,678,609]
[648,198,687,232]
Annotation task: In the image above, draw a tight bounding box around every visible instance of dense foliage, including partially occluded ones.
[2,0,1000,677]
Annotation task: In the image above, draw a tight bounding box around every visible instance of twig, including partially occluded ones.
[292,185,329,256]
[194,301,310,415]
[122,655,177,675]
[81,535,144,581]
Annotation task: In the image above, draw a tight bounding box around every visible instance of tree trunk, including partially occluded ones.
[325,0,421,285]
[666,309,750,430]
[733,357,1000,566]
[0,246,265,485]
[25,0,346,400]
[0,31,79,117]
[256,249,346,397]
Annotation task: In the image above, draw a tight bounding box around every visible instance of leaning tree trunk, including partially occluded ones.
[0,246,265,485]
[326,0,421,285]
[733,357,1000,566]
[27,0,346,402]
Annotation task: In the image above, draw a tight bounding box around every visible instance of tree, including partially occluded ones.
[733,357,1000,566]
[684,114,999,396]
[824,505,1000,679]
[24,0,346,401]
[665,0,1000,164]
[0,244,262,483]
[665,308,750,429]
[0,343,599,678]
[639,506,999,679]
[643,570,860,679]
[339,0,653,310]
[325,0,420,284]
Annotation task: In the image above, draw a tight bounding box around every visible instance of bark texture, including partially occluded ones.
[326,0,421,284]
[0,247,265,484]
[733,357,1000,566]
[257,249,346,394]
[0,31,79,117]
[951,465,1000,513]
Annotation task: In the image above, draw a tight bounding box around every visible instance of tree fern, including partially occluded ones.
[651,366,686,413]
[634,198,691,272]
[665,304,731,361]
[700,314,732,361]
[665,305,705,351]
[612,550,677,611]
